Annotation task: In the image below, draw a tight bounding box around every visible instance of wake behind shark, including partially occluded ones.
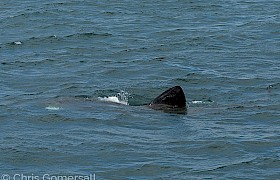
[46,86,187,114]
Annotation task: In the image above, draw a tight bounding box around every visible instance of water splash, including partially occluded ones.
[13,41,22,45]
[98,90,130,105]
[45,106,62,110]
[191,100,205,104]
[190,100,214,104]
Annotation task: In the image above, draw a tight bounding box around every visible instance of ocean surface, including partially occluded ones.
[1,0,280,179]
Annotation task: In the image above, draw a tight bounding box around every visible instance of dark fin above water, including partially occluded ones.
[149,86,187,114]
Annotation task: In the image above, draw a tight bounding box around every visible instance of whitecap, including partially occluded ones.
[45,106,61,110]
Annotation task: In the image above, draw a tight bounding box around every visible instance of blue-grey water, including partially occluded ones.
[1,0,280,179]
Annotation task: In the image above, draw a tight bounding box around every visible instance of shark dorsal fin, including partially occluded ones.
[149,86,186,113]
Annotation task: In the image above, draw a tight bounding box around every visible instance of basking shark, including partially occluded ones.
[45,86,187,114]
[149,86,187,114]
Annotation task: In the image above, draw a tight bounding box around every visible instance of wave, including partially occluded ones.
[1,30,112,49]
[65,32,112,38]
[1,35,60,49]
[198,155,280,177]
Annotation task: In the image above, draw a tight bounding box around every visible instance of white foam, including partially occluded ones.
[45,106,61,110]
[191,100,204,104]
[14,41,22,45]
[98,90,130,105]
[98,96,129,105]
[191,100,214,104]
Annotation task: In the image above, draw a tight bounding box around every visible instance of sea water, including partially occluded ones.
[1,0,279,179]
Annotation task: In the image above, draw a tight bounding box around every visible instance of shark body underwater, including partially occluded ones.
[46,86,187,114]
